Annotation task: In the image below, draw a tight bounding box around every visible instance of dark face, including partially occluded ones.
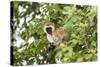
[46,27,52,35]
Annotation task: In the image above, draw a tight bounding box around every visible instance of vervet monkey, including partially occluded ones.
[44,22,68,46]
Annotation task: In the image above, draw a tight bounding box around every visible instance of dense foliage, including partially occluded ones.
[11,1,97,66]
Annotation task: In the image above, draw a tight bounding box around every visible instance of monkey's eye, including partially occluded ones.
[46,27,52,34]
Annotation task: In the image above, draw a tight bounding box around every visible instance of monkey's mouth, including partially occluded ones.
[46,27,52,35]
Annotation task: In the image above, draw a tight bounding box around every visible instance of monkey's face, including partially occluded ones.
[46,27,52,35]
[44,22,55,35]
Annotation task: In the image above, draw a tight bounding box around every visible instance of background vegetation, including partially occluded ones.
[11,1,97,66]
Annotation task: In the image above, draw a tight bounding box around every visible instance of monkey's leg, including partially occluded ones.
[45,43,56,53]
